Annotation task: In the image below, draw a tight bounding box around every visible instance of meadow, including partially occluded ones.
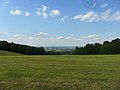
[0,55,120,90]
[0,50,22,56]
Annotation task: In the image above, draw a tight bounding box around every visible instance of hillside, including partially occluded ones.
[0,50,22,56]
[0,55,119,89]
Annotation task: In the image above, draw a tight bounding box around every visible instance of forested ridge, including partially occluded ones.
[0,41,45,55]
[0,38,120,55]
[74,38,120,55]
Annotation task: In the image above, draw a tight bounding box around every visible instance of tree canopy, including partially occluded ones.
[1,38,120,55]
[0,41,45,55]
[74,38,120,55]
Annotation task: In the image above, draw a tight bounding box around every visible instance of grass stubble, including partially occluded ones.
[0,55,119,90]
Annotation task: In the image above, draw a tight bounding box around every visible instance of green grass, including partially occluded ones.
[0,55,120,90]
[0,50,22,56]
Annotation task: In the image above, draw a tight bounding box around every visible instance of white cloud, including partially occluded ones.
[73,9,120,22]
[13,34,23,40]
[14,34,21,38]
[36,8,41,16]
[36,11,41,16]
[50,9,61,16]
[35,32,50,36]
[8,33,113,46]
[73,11,96,22]
[42,5,47,18]
[28,37,34,40]
[101,3,108,8]
[42,5,47,12]
[36,5,47,18]
[59,16,68,22]
[42,12,47,18]
[57,36,64,40]
[111,10,120,21]
[88,34,97,38]
[101,9,111,21]
[25,12,30,16]
[10,9,22,16]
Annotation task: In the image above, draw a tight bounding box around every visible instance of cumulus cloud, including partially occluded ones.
[13,34,24,40]
[42,5,47,18]
[88,34,97,38]
[10,9,22,16]
[14,34,21,38]
[73,11,96,22]
[8,32,113,46]
[42,12,47,18]
[25,12,30,16]
[50,9,61,16]
[73,9,120,22]
[111,11,120,21]
[36,8,41,16]
[36,5,47,18]
[35,32,50,36]
[9,34,102,46]
[57,36,64,40]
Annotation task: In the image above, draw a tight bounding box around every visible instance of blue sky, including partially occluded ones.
[0,0,120,46]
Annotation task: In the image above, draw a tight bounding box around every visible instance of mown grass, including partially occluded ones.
[0,50,22,56]
[0,55,120,90]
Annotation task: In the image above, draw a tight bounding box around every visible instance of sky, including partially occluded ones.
[0,0,120,46]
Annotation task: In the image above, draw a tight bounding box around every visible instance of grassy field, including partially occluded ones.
[0,55,120,90]
[0,50,22,56]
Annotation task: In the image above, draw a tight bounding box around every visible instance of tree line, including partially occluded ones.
[74,38,120,55]
[0,38,120,55]
[0,41,45,55]
[0,40,73,55]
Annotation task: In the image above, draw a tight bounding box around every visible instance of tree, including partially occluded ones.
[84,44,95,55]
[0,41,46,55]
[94,43,102,54]
[74,47,84,55]
[0,41,9,51]
[74,38,120,55]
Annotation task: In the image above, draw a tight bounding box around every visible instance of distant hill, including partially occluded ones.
[0,50,22,56]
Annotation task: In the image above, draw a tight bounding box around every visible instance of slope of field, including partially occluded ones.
[0,55,120,90]
[0,50,22,56]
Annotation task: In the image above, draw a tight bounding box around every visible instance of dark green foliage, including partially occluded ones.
[0,41,10,51]
[75,38,120,55]
[94,43,102,54]
[74,47,84,55]
[84,44,95,55]
[0,41,45,55]
[100,38,120,54]
[1,38,120,55]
